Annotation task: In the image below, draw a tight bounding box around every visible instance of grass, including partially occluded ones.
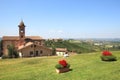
[0,51,120,80]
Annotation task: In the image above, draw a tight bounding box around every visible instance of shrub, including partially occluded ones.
[55,64,64,69]
[8,45,19,58]
[1,55,9,59]
[101,55,117,61]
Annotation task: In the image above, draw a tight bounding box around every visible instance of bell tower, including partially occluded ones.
[18,20,25,42]
[18,20,25,40]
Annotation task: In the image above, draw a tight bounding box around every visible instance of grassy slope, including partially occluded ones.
[0,51,120,80]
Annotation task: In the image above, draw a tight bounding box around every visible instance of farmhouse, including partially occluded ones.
[56,48,67,56]
[2,20,52,57]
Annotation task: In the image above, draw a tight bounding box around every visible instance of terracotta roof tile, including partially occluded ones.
[2,36,19,40]
[2,36,43,40]
[56,48,67,52]
[26,36,43,40]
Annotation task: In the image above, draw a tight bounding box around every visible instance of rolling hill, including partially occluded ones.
[45,40,96,53]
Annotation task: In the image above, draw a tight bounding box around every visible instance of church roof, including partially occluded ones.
[2,36,19,40]
[2,36,43,40]
[26,36,43,40]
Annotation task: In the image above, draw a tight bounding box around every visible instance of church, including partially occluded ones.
[2,21,52,57]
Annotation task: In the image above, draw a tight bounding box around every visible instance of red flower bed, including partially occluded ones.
[55,59,70,69]
[59,60,67,67]
[101,50,117,61]
[55,59,70,73]
[102,51,112,56]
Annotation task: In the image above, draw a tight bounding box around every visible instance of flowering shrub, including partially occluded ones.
[101,51,117,61]
[102,51,112,56]
[55,60,70,69]
[59,60,67,67]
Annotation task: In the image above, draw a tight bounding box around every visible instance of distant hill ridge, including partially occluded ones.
[45,40,95,53]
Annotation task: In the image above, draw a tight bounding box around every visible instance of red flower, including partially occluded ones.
[102,51,112,56]
[59,60,67,67]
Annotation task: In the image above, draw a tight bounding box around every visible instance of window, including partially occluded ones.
[36,51,39,56]
[34,45,36,47]
[40,50,43,54]
[39,43,41,45]
[30,51,33,56]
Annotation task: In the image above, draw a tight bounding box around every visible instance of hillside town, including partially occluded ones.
[0,21,120,58]
[0,21,69,58]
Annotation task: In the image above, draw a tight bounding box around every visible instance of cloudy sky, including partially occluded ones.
[0,0,120,39]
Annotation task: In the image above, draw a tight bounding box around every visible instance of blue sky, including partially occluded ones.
[0,0,120,39]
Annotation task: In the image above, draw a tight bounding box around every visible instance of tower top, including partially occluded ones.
[19,20,25,27]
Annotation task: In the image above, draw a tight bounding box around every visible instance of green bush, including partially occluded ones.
[1,55,9,59]
[66,63,70,68]
[101,55,117,61]
[55,63,70,69]
[55,64,63,69]
[8,45,19,58]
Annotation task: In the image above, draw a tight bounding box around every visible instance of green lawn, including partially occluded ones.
[0,51,120,80]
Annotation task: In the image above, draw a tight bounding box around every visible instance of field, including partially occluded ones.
[0,51,120,80]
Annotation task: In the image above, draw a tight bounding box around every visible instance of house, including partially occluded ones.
[94,43,103,46]
[18,42,52,57]
[56,48,67,56]
[2,20,52,57]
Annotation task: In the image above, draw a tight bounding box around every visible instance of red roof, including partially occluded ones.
[2,36,43,40]
[26,36,43,40]
[2,36,19,40]
[56,48,67,52]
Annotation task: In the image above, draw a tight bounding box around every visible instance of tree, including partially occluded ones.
[7,45,19,58]
[52,44,56,55]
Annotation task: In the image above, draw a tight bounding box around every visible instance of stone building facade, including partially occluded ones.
[2,21,52,57]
